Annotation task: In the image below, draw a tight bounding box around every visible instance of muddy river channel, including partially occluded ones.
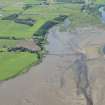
[0,24,105,105]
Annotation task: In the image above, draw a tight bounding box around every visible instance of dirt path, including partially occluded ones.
[0,25,105,105]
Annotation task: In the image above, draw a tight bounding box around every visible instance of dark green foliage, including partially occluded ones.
[34,15,67,37]
[33,15,67,51]
[57,0,84,3]
[8,47,36,53]
[23,4,33,10]
[2,14,19,20]
[0,36,24,40]
[81,4,101,16]
[15,18,36,26]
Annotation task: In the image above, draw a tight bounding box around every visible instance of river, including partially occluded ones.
[0,24,105,105]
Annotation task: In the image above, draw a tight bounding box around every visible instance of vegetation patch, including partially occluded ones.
[0,52,38,80]
[2,13,19,20]
[33,15,68,50]
[0,36,24,40]
[8,47,36,53]
[15,18,36,26]
[2,13,36,26]
[23,4,33,10]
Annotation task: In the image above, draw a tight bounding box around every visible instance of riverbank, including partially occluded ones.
[0,15,68,81]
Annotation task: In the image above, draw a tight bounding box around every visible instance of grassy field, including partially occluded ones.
[0,52,38,80]
[0,39,17,48]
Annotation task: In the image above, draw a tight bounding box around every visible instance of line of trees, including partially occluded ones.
[46,0,96,4]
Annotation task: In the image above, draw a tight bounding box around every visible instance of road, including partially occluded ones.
[0,25,105,105]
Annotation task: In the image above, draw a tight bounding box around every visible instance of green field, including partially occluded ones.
[0,39,18,48]
[0,52,38,80]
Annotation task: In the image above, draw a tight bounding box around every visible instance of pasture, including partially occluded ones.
[0,52,38,80]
